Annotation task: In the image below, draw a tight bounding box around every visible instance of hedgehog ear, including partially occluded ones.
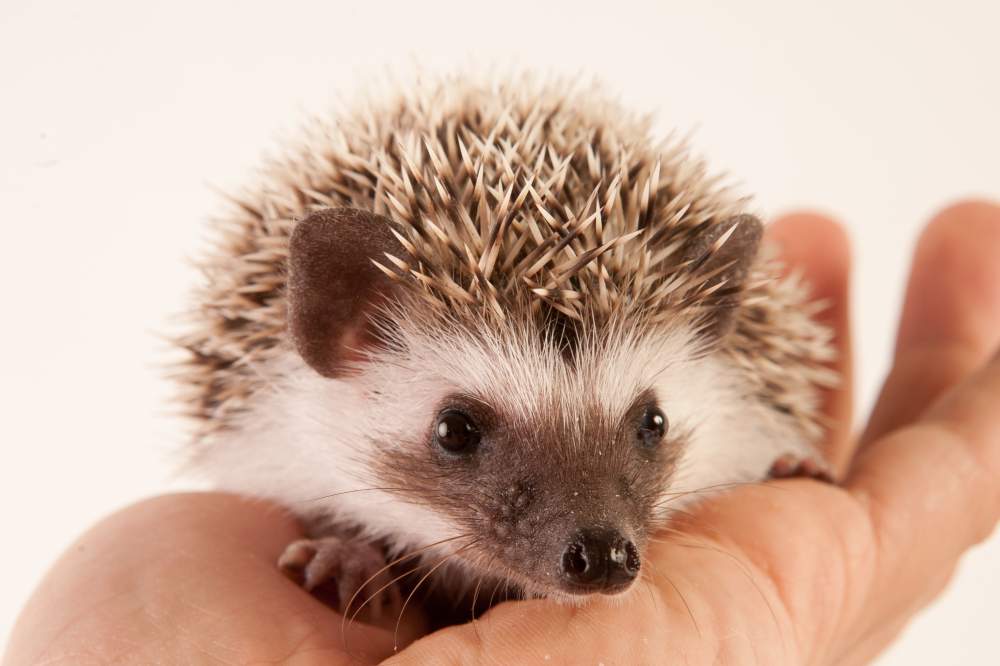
[287,207,406,378]
[683,214,763,340]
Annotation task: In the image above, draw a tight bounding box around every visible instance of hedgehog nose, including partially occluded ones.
[560,528,640,593]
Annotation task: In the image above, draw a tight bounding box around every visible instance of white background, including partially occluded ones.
[1,0,998,662]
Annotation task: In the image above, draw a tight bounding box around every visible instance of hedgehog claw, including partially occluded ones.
[279,536,401,620]
[768,453,835,483]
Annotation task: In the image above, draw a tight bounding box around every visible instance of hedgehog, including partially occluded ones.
[175,73,836,621]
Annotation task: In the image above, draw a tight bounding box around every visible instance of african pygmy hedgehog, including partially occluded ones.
[175,73,835,618]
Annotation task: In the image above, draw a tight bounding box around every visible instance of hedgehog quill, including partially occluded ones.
[176,74,837,620]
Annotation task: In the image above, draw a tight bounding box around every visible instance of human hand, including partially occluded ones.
[6,201,1000,665]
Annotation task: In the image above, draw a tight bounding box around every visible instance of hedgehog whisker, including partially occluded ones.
[348,561,425,638]
[301,486,414,503]
[639,565,662,615]
[641,555,699,637]
[340,532,474,645]
[661,506,699,522]
[393,540,479,651]
[649,527,782,638]
[485,574,506,616]
[470,577,485,630]
[652,479,783,509]
[468,559,502,630]
[340,534,471,643]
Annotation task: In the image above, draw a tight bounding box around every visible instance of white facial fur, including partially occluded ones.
[190,316,814,575]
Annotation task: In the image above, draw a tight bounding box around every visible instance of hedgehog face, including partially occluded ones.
[358,311,711,600]
[415,390,680,597]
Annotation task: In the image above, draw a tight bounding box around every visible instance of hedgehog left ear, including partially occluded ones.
[287,207,406,378]
[682,214,763,339]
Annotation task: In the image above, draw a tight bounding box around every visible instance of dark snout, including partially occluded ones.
[559,527,640,594]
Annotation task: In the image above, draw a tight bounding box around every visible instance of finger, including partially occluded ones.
[5,493,402,665]
[848,346,1000,637]
[835,565,955,666]
[861,200,1000,446]
[767,212,854,470]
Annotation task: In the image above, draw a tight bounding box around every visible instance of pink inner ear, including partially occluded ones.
[333,325,371,373]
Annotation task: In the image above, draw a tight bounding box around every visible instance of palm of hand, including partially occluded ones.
[6,203,1000,666]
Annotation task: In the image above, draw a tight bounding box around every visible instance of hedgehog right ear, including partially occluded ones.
[287,207,406,378]
[682,213,763,340]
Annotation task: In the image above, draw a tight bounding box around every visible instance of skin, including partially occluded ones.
[6,200,1000,665]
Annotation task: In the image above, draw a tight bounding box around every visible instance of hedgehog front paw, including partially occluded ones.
[278,536,401,620]
[768,453,835,483]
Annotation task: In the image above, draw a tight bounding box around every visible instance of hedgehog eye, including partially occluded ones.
[434,410,480,453]
[637,406,667,447]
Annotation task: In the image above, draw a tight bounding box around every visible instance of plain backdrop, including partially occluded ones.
[1,0,998,662]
